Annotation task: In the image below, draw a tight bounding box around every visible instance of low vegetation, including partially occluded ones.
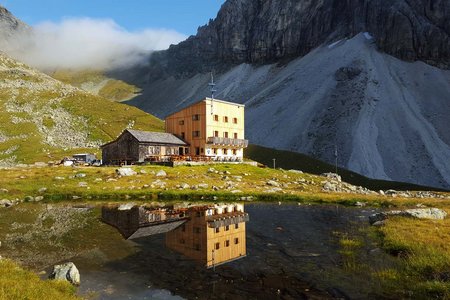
[0,259,79,300]
[0,164,447,208]
[0,53,163,165]
[374,216,450,299]
[50,69,141,102]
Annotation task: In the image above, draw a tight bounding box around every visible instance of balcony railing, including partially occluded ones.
[207,137,249,148]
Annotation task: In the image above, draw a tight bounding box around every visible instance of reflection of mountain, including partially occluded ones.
[102,203,249,268]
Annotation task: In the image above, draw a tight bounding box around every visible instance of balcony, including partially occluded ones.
[207,137,249,148]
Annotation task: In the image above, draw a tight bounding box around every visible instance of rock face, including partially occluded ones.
[49,262,80,286]
[141,0,449,79]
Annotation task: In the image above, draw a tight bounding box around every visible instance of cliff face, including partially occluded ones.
[152,0,449,77]
[0,6,30,47]
[124,0,450,189]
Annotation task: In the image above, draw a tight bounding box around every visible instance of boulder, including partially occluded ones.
[63,161,74,167]
[156,170,167,177]
[116,168,137,177]
[118,203,135,210]
[34,196,44,202]
[0,199,13,207]
[180,183,190,189]
[49,262,80,286]
[320,173,342,182]
[266,180,279,187]
[369,208,447,225]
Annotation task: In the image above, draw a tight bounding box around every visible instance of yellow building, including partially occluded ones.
[165,98,248,161]
[166,204,249,268]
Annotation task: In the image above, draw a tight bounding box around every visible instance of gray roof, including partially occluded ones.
[127,130,188,146]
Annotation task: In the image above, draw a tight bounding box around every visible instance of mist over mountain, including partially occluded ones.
[0,6,186,71]
[123,0,450,189]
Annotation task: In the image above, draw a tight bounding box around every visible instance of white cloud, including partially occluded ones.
[4,17,187,70]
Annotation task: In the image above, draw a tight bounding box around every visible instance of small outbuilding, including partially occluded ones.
[101,129,188,165]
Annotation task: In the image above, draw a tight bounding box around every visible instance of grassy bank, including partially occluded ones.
[374,216,450,298]
[0,259,79,300]
[0,164,447,208]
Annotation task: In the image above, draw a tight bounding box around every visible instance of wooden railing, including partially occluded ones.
[207,137,249,148]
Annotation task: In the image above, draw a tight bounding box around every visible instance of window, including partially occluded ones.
[224,132,229,138]
[215,227,220,233]
[195,244,201,251]
[214,115,219,121]
[233,117,238,124]
[232,149,237,155]
[192,114,200,121]
[223,116,229,123]
[234,133,238,139]
[181,132,185,139]
[213,148,218,155]
[179,120,185,125]
[196,211,201,217]
[193,131,200,138]
[215,242,220,250]
[235,223,239,229]
[225,225,230,231]
[201,148,204,154]
[214,130,219,137]
[194,227,201,234]
[225,240,230,247]
[234,238,239,244]
[223,149,228,155]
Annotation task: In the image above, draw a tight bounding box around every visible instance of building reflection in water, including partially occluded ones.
[102,203,249,268]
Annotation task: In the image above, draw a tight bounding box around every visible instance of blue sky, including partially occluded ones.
[0,0,225,36]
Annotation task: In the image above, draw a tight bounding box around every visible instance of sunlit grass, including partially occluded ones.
[0,259,79,300]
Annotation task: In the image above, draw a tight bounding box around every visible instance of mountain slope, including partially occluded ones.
[123,0,450,189]
[0,52,163,165]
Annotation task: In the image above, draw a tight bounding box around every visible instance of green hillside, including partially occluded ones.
[245,144,448,192]
[49,69,141,102]
[0,53,163,165]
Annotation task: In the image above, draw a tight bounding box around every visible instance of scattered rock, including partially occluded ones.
[75,173,86,178]
[38,187,47,193]
[355,201,366,207]
[156,170,167,177]
[369,208,447,225]
[288,169,303,174]
[197,183,209,189]
[24,196,34,202]
[321,173,342,182]
[231,190,242,194]
[0,188,8,193]
[78,182,88,188]
[34,196,44,202]
[49,262,80,286]
[0,199,13,207]
[179,183,190,189]
[118,203,135,210]
[116,168,137,177]
[63,161,74,167]
[267,180,279,187]
[139,169,147,174]
[54,176,65,180]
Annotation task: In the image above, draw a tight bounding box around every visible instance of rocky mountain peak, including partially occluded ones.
[154,0,449,77]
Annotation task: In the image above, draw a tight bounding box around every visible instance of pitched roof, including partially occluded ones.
[127,129,187,145]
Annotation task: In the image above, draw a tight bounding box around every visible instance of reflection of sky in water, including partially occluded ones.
[79,270,185,300]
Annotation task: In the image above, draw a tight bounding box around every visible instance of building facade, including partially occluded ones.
[165,98,248,161]
[101,129,188,165]
[166,204,248,268]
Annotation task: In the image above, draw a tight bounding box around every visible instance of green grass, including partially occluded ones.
[245,144,448,192]
[0,259,79,300]
[0,54,164,164]
[50,69,141,102]
[371,216,450,298]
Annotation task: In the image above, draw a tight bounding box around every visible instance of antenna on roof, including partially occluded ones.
[208,71,217,115]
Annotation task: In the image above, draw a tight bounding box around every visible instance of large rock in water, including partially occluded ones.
[49,262,80,286]
[369,208,447,225]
